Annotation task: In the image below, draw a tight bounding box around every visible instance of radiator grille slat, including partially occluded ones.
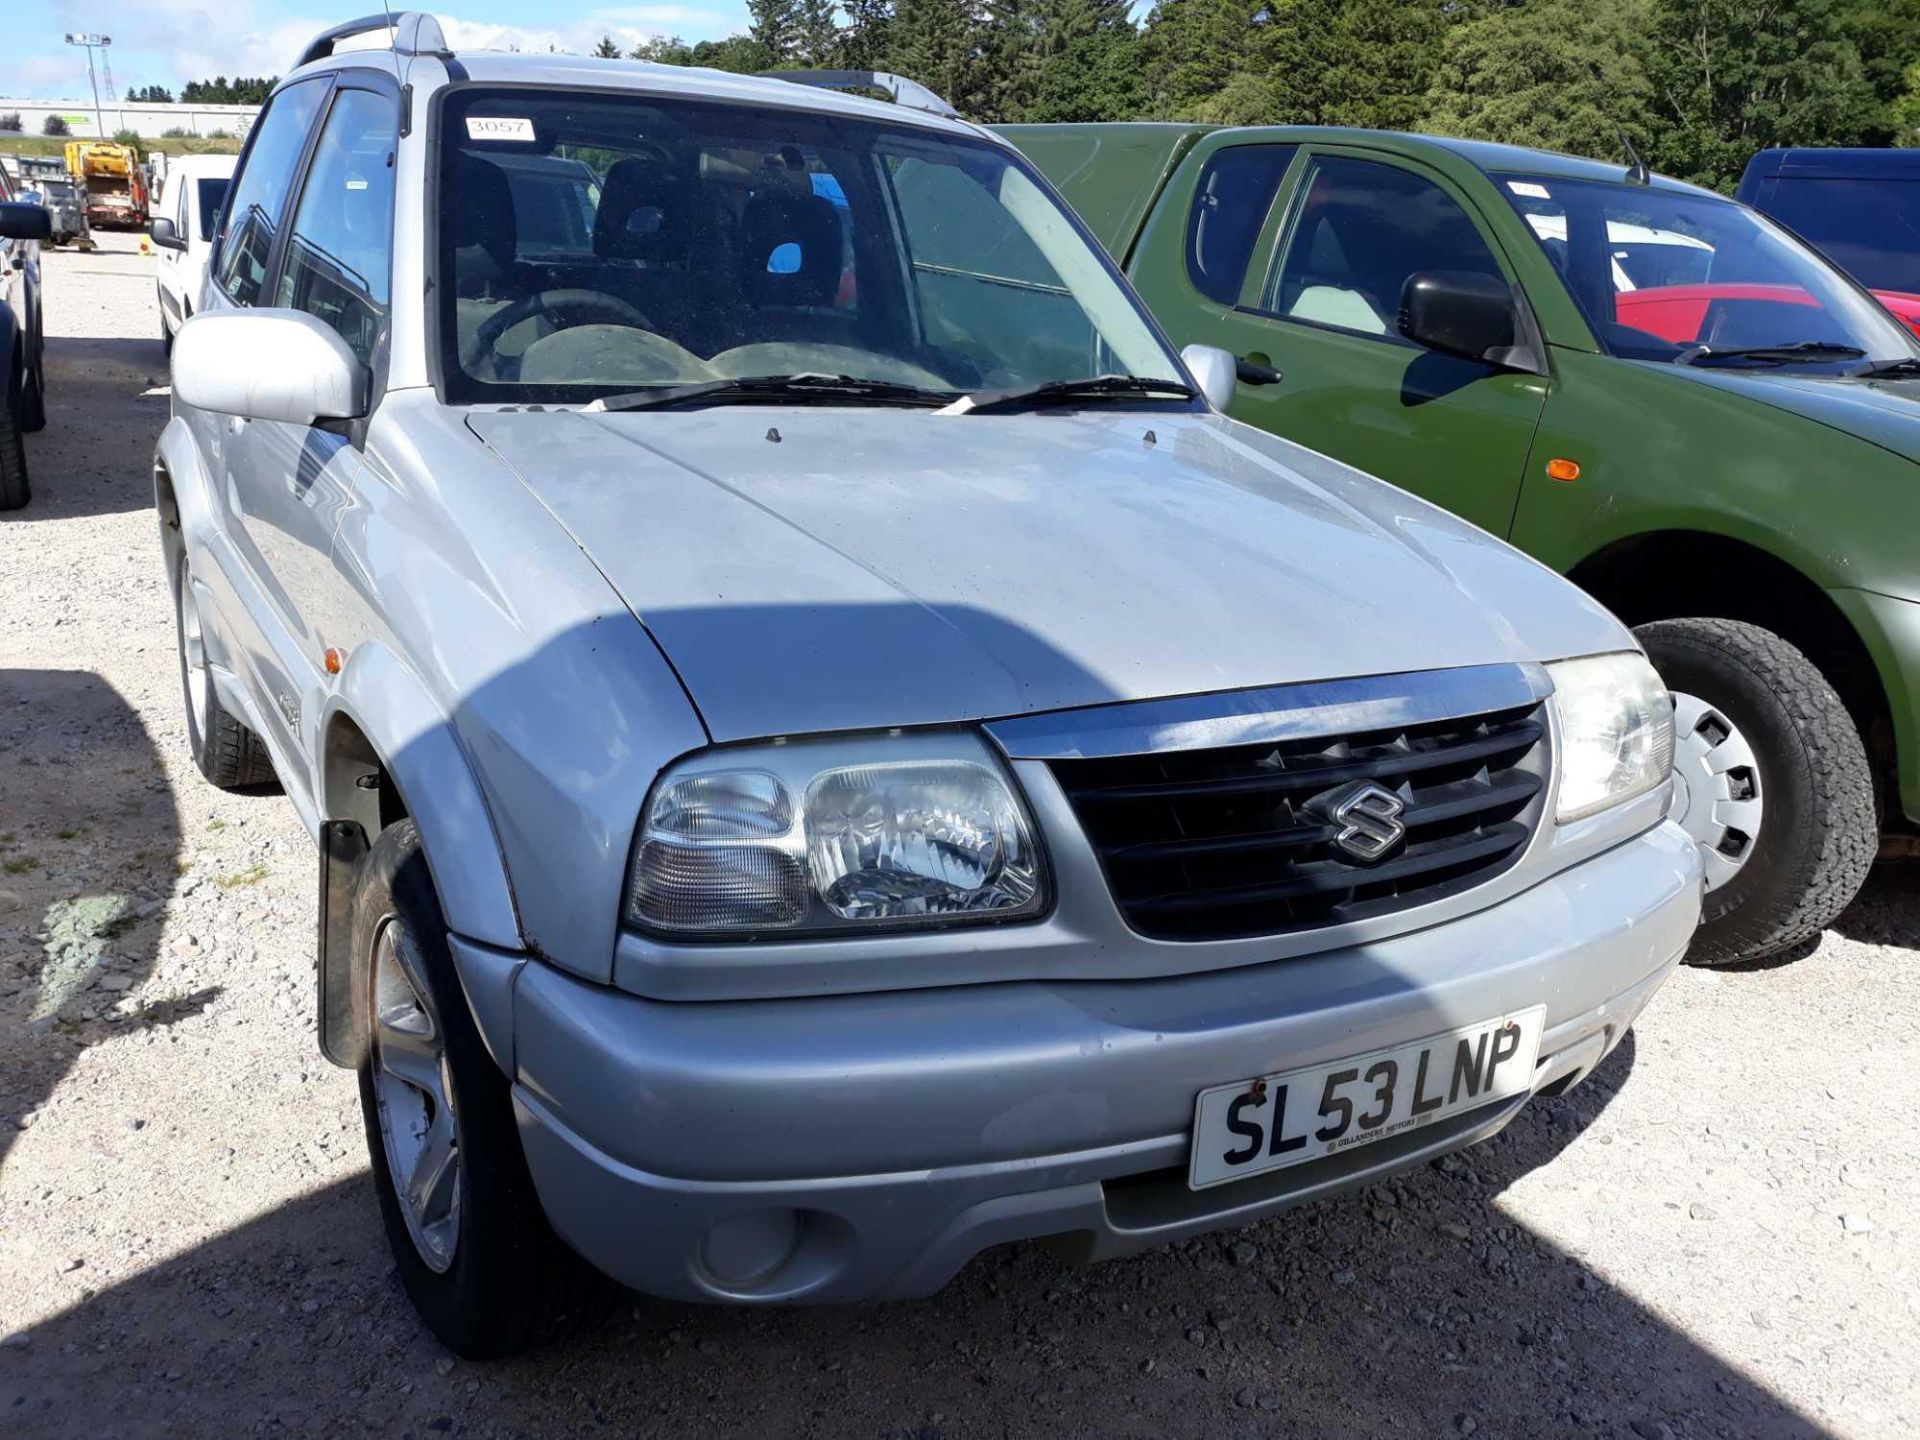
[1050,701,1549,942]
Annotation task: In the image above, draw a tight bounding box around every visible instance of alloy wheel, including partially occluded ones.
[369,917,463,1273]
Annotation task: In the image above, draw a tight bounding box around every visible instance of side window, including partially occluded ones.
[213,79,327,306]
[274,87,399,366]
[1265,156,1505,338]
[1185,145,1296,305]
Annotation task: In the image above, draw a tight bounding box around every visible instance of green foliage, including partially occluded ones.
[1426,0,1656,163]
[1642,0,1879,190]
[629,35,698,64]
[111,129,142,152]
[42,115,71,137]
[1894,58,1920,142]
[592,35,623,58]
[125,84,175,103]
[181,76,277,105]
[0,114,21,134]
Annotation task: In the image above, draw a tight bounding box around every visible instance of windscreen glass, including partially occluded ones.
[1758,176,1920,297]
[1502,174,1916,368]
[437,88,1184,402]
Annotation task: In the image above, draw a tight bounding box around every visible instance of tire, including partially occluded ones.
[352,821,616,1358]
[161,310,173,355]
[19,345,46,433]
[173,553,276,788]
[0,361,28,512]
[1637,618,1876,966]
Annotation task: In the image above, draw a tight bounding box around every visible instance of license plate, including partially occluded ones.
[1188,1007,1546,1190]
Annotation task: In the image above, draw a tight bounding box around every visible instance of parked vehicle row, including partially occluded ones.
[1007,120,1920,968]
[0,161,50,511]
[149,153,236,351]
[155,15,1703,1356]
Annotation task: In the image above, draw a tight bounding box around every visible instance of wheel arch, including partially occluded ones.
[315,645,522,1068]
[1568,528,1896,815]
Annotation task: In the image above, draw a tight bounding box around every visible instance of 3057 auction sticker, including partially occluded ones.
[466,117,536,142]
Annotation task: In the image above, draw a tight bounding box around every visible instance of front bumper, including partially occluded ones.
[499,820,1701,1304]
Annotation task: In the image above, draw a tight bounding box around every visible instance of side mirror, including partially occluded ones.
[0,202,52,242]
[173,310,369,427]
[1181,343,1238,411]
[1398,271,1520,365]
[149,215,187,251]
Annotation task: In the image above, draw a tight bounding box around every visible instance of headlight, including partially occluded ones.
[626,731,1048,937]
[1547,652,1674,822]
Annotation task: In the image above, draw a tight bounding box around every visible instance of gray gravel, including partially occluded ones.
[1,233,1917,1439]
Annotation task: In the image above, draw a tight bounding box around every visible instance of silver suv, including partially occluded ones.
[158,14,1702,1357]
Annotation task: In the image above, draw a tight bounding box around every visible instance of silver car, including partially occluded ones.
[158,13,1702,1357]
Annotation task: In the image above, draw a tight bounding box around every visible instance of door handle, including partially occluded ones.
[1236,356,1282,386]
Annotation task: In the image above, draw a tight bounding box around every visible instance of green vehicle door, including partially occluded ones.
[1128,135,1549,537]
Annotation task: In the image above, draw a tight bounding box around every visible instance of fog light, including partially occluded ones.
[698,1209,803,1286]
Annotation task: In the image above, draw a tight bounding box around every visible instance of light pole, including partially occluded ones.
[64,33,112,137]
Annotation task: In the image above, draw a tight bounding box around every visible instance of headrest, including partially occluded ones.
[451,154,517,296]
[594,157,693,262]
[739,191,842,307]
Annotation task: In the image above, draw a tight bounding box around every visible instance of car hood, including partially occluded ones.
[468,408,1628,743]
[1661,364,1920,464]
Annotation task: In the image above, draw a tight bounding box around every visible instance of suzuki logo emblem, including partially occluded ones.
[1308,779,1406,862]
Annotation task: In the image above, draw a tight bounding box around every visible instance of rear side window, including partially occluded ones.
[1185,145,1295,305]
[195,177,228,241]
[274,87,399,365]
[1265,156,1505,338]
[213,78,327,305]
[1759,177,1920,296]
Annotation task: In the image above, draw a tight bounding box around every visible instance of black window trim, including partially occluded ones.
[1182,139,1301,308]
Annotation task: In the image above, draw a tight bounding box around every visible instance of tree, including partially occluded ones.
[630,34,697,64]
[1027,0,1145,123]
[1140,0,1270,120]
[0,113,21,133]
[1894,58,1920,144]
[1842,0,1920,139]
[749,0,803,66]
[1425,0,1657,163]
[795,0,842,64]
[181,76,277,104]
[837,0,895,68]
[1642,0,1879,190]
[592,34,622,58]
[884,0,985,112]
[125,84,175,103]
[43,114,71,136]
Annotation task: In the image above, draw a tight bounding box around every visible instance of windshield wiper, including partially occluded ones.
[1857,356,1920,379]
[1677,341,1867,368]
[949,374,1198,415]
[587,373,956,413]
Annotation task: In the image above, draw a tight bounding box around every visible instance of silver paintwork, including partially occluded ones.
[157,46,1701,1306]
[172,309,368,426]
[1670,690,1765,890]
[1180,343,1238,411]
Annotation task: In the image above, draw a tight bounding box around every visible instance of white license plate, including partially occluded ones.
[1188,1007,1546,1190]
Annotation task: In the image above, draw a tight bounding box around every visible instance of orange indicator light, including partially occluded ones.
[324,647,345,675]
[1546,457,1581,482]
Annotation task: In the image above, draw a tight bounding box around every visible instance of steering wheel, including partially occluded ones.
[466,288,654,372]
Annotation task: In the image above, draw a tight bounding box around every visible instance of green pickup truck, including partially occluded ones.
[1005,122,1920,966]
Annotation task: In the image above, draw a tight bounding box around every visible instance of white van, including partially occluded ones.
[150,154,238,350]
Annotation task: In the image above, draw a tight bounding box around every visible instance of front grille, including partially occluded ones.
[1050,700,1548,942]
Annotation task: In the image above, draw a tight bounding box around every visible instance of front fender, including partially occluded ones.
[153,415,217,573]
[323,641,522,949]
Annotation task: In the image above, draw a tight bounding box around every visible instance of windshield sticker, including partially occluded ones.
[466,117,536,142]
[1507,180,1551,199]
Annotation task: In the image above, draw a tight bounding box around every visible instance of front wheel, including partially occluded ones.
[173,553,276,787]
[353,821,615,1357]
[1637,618,1876,966]
[0,361,29,511]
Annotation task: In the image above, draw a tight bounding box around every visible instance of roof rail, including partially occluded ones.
[761,69,959,121]
[294,11,451,70]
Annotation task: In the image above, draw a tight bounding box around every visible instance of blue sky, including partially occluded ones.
[4,1,755,100]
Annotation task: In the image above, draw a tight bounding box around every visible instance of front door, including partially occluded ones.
[1217,146,1548,538]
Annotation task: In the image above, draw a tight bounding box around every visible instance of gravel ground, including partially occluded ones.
[1,233,1917,1440]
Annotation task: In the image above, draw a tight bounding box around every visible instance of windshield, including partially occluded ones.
[1501,175,1917,368]
[437,89,1186,404]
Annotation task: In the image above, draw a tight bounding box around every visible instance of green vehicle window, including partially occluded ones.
[1265,156,1504,338]
[1185,145,1296,305]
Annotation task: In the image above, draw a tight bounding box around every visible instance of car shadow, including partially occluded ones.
[0,1029,1830,1438]
[1826,858,1920,949]
[0,668,196,1173]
